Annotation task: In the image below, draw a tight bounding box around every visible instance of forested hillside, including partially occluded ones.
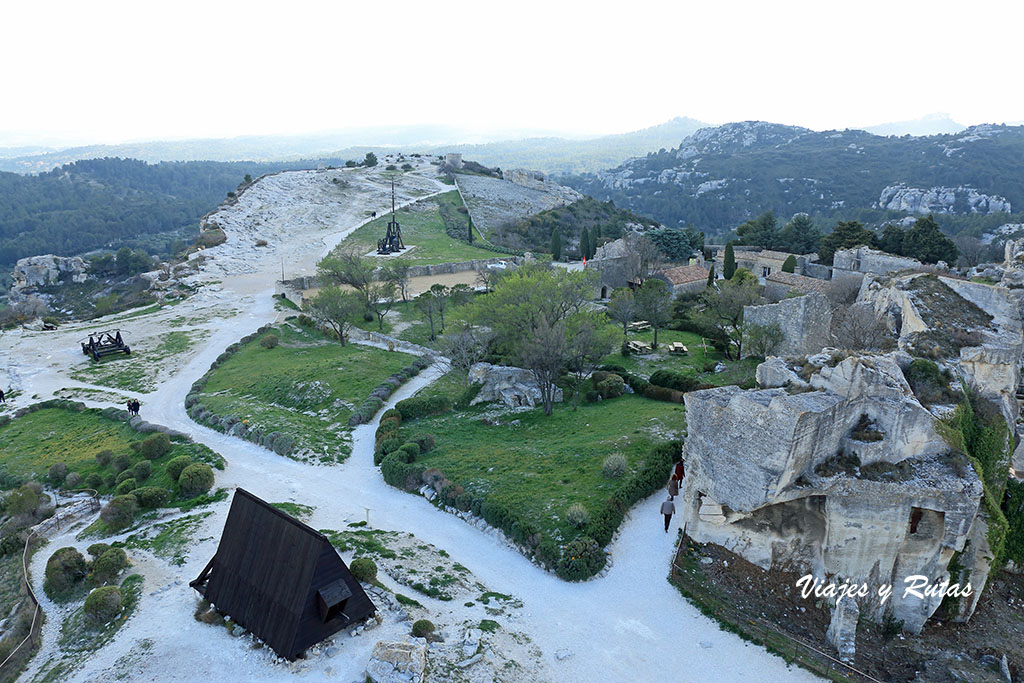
[0,157,343,265]
[564,122,1024,239]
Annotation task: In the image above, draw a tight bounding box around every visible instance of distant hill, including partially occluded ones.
[862,113,967,137]
[432,117,708,175]
[0,118,708,176]
[564,121,1024,239]
[0,157,346,266]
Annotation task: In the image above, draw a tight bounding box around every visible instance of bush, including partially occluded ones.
[272,435,295,456]
[649,369,701,393]
[103,474,116,489]
[411,619,435,638]
[131,486,171,509]
[178,463,215,497]
[381,408,402,423]
[116,470,136,485]
[642,384,683,403]
[48,462,68,486]
[84,586,122,624]
[5,485,38,515]
[44,547,88,598]
[395,395,452,420]
[64,471,83,489]
[140,433,172,460]
[585,390,600,403]
[87,543,112,560]
[374,438,404,465]
[166,456,193,481]
[90,548,128,585]
[115,478,138,496]
[399,442,421,459]
[100,495,139,531]
[112,453,132,473]
[602,454,628,478]
[409,433,435,453]
[96,450,114,466]
[380,453,426,492]
[566,503,589,529]
[85,473,103,490]
[349,557,377,583]
[133,460,152,482]
[904,358,957,405]
[556,537,606,581]
[596,375,625,399]
[259,334,279,349]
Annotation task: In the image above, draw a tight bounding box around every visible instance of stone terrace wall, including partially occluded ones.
[742,292,832,358]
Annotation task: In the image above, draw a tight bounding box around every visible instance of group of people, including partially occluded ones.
[126,399,141,416]
[661,460,685,532]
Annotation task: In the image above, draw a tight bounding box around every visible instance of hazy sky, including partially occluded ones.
[3,0,1021,146]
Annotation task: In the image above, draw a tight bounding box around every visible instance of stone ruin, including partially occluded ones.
[468,362,562,409]
[681,260,1024,658]
[741,292,832,359]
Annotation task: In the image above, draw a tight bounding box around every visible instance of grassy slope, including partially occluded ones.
[197,324,414,461]
[334,190,496,265]
[0,407,222,496]
[399,394,682,544]
[69,328,200,393]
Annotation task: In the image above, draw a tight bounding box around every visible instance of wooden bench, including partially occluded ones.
[627,341,652,353]
[628,320,651,332]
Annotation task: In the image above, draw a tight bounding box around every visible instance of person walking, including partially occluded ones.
[126,400,134,416]
[0,389,5,403]
[674,460,685,480]
[132,399,140,417]
[661,496,676,533]
[667,474,680,498]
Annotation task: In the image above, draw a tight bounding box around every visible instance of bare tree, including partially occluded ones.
[382,258,412,302]
[954,235,987,269]
[318,249,375,293]
[565,312,617,409]
[742,322,784,358]
[414,289,441,341]
[517,315,567,416]
[438,324,494,381]
[624,233,664,285]
[605,288,636,338]
[831,303,892,351]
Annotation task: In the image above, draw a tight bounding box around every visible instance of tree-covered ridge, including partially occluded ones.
[0,157,345,266]
[564,122,1024,238]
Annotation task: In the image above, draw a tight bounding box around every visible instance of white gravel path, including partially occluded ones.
[9,165,819,682]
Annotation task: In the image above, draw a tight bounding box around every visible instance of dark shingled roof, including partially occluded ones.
[190,489,375,660]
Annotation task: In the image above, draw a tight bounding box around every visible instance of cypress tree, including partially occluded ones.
[706,263,715,287]
[551,229,562,261]
[580,227,591,260]
[723,242,737,279]
[782,254,797,273]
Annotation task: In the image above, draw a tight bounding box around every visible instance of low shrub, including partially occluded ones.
[395,395,451,421]
[133,460,152,482]
[115,470,135,485]
[5,485,38,515]
[100,495,139,531]
[566,503,589,529]
[380,453,426,492]
[85,473,103,490]
[96,449,114,466]
[273,435,295,456]
[411,619,435,638]
[642,384,683,403]
[103,474,116,489]
[602,454,627,478]
[44,547,88,598]
[166,456,194,481]
[584,390,600,403]
[649,369,701,393]
[84,586,122,624]
[112,453,132,473]
[48,462,68,485]
[596,375,625,399]
[131,486,171,509]
[140,433,172,460]
[556,536,605,581]
[399,442,421,459]
[374,437,404,465]
[87,543,111,560]
[64,471,83,489]
[178,464,215,497]
[409,433,435,453]
[115,478,138,496]
[259,334,279,349]
[349,557,377,583]
[90,548,129,585]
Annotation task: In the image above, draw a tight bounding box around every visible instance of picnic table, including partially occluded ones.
[668,342,689,355]
[628,320,651,332]
[626,340,652,353]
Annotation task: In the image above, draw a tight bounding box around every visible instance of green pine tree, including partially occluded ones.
[706,263,716,287]
[551,229,562,261]
[723,242,737,280]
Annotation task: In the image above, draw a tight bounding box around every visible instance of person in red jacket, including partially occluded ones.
[674,460,685,480]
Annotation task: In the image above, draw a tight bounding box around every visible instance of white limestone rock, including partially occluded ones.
[468,362,562,409]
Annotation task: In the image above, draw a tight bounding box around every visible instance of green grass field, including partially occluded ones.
[333,191,497,265]
[197,323,415,462]
[398,394,682,544]
[69,328,201,393]
[0,406,223,497]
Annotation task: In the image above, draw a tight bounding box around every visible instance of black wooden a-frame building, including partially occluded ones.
[190,488,375,660]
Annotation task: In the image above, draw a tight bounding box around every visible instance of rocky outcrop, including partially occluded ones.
[826,597,859,663]
[365,640,426,683]
[742,292,832,358]
[468,363,562,409]
[681,354,984,645]
[877,184,1011,215]
[10,254,88,295]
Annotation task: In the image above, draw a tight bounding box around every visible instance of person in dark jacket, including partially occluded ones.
[660,496,676,533]
[0,389,5,403]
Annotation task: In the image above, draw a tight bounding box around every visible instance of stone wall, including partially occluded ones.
[833,246,924,276]
[741,292,832,358]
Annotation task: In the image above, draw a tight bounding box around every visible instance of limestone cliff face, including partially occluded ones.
[876,183,1011,214]
[682,355,982,635]
[10,254,88,293]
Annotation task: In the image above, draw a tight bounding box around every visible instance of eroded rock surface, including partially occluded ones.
[468,362,562,409]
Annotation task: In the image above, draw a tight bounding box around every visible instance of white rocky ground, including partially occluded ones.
[3,164,816,682]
